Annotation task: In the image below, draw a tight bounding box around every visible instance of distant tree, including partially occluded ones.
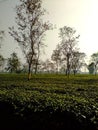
[0,55,5,72]
[36,60,43,73]
[88,62,95,74]
[59,26,80,76]
[82,63,88,73]
[9,0,52,80]
[59,64,66,73]
[6,52,21,73]
[90,52,98,75]
[51,44,61,73]
[40,59,54,73]
[0,30,4,48]
[0,31,5,72]
[21,63,28,73]
[71,52,86,75]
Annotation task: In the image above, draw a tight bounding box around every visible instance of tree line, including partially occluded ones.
[0,0,98,79]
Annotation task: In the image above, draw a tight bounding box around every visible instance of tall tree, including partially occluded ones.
[9,0,52,80]
[6,52,21,73]
[59,26,80,76]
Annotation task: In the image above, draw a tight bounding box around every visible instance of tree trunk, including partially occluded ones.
[66,53,70,77]
[94,64,97,75]
[28,64,32,80]
[34,62,38,74]
[34,45,40,74]
[56,62,59,74]
[73,70,76,75]
[28,72,31,80]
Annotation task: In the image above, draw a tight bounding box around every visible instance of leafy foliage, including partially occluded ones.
[6,52,21,73]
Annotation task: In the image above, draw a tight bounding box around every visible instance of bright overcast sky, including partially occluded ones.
[0,0,98,62]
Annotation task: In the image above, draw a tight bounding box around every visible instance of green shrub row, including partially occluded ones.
[0,74,98,129]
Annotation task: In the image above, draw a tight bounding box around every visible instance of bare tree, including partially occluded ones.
[9,0,52,80]
[59,26,80,76]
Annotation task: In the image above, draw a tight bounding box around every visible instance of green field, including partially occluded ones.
[0,74,98,130]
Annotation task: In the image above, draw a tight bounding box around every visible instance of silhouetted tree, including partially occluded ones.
[71,52,86,75]
[0,30,4,48]
[88,62,95,74]
[9,0,52,80]
[90,52,98,75]
[59,26,80,76]
[6,52,21,73]
[40,59,54,73]
[0,55,5,72]
[0,31,5,72]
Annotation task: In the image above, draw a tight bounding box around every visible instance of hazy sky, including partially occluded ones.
[0,0,98,62]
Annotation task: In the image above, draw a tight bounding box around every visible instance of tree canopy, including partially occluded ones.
[6,52,21,73]
[59,26,80,75]
[9,0,52,79]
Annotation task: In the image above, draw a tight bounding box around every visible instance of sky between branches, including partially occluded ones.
[0,0,98,63]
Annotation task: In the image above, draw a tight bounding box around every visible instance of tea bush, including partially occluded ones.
[0,74,98,130]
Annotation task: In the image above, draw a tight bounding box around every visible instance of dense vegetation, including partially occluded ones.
[0,74,98,130]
